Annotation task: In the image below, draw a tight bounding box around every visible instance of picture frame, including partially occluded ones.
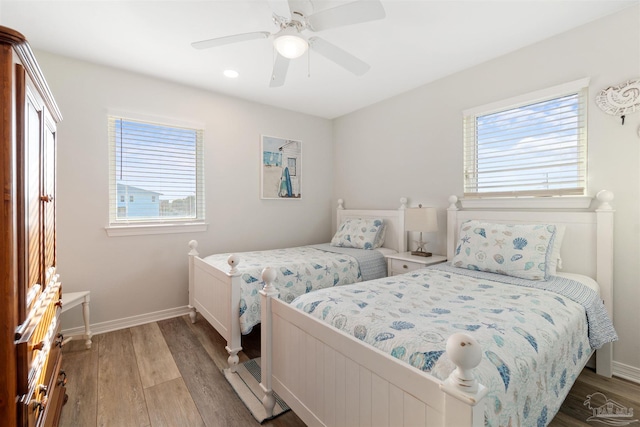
[260,135,302,199]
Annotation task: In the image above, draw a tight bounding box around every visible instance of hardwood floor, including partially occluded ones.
[60,315,640,427]
[60,315,305,427]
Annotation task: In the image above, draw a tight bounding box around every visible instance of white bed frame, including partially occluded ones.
[258,191,615,426]
[188,198,407,372]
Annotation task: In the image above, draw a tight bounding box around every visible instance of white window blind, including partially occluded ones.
[108,116,204,224]
[463,79,588,198]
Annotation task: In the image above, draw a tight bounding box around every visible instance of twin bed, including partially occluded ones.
[255,191,617,427]
[187,192,616,426]
[187,198,407,371]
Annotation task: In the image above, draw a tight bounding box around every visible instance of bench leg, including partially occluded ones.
[81,300,92,349]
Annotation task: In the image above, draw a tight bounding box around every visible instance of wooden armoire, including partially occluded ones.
[0,26,66,426]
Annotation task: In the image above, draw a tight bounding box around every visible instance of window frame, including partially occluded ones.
[105,112,207,237]
[462,78,590,204]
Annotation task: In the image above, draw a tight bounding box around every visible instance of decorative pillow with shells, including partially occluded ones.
[330,218,386,250]
[451,220,559,281]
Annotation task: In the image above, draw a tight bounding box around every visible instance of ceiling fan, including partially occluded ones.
[191,0,386,87]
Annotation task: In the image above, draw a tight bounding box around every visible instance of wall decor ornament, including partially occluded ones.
[595,78,640,125]
[261,135,302,199]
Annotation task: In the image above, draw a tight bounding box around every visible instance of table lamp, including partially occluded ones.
[405,205,438,257]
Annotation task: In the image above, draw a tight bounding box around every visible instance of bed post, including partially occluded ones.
[259,267,279,418]
[188,240,198,323]
[595,190,615,377]
[226,254,243,372]
[399,197,407,251]
[440,333,488,427]
[447,196,459,261]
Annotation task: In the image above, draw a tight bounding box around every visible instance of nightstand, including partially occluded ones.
[385,252,447,276]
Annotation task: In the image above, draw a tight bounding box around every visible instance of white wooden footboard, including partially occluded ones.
[188,240,243,371]
[259,269,487,427]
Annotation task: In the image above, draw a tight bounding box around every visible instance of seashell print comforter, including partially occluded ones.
[203,244,387,334]
[291,264,617,427]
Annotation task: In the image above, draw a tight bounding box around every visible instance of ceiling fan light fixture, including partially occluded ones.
[273,31,308,59]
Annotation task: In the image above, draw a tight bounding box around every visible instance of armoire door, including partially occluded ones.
[42,110,56,287]
[23,83,44,318]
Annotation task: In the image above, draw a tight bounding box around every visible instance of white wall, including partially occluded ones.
[333,7,640,374]
[32,4,640,377]
[34,52,334,331]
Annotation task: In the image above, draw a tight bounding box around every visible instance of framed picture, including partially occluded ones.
[261,135,302,199]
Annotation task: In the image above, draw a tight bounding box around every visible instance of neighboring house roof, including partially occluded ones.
[117,183,163,197]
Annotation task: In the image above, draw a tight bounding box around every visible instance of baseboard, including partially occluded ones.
[613,361,640,384]
[62,305,192,339]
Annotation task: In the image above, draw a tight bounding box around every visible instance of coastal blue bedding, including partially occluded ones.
[203,244,387,334]
[291,264,617,427]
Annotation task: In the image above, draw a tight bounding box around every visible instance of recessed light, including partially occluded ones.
[223,69,239,78]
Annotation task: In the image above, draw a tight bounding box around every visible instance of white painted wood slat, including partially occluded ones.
[324,345,336,427]
[359,366,372,427]
[371,373,389,427]
[335,353,347,427]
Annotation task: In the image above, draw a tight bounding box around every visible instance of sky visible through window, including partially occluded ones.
[115,119,197,201]
[474,93,582,194]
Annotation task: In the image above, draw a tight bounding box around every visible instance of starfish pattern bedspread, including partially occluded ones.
[291,265,617,427]
[203,245,386,334]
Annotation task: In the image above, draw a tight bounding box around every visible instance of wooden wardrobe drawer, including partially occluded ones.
[15,279,63,426]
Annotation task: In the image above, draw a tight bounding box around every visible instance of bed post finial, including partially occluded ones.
[262,267,278,294]
[399,197,407,210]
[188,239,199,256]
[440,334,488,424]
[442,333,486,397]
[596,190,614,211]
[337,199,344,210]
[448,195,459,211]
[227,254,240,275]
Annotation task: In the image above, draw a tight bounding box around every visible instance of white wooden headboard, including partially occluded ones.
[335,198,407,253]
[446,190,615,376]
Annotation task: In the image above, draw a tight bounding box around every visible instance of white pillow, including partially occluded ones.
[331,218,386,250]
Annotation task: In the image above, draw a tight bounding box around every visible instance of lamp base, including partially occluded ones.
[411,250,432,257]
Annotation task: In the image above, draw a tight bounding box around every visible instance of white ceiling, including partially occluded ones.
[1,0,635,119]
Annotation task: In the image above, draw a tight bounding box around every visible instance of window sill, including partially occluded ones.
[459,196,594,210]
[105,222,208,237]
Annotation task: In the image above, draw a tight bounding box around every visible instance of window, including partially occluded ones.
[108,116,204,227]
[463,78,588,198]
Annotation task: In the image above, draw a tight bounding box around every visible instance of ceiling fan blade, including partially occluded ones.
[268,1,312,23]
[267,0,291,20]
[288,0,313,17]
[269,53,290,87]
[191,32,270,50]
[307,0,385,32]
[309,37,370,76]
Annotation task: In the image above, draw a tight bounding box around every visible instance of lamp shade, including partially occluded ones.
[405,207,438,232]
